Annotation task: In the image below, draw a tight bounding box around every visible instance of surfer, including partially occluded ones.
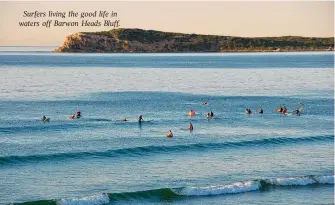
[42,115,50,122]
[282,106,287,114]
[189,122,194,131]
[167,130,173,138]
[76,110,81,118]
[122,118,128,122]
[210,111,214,117]
[258,107,263,114]
[245,108,252,114]
[188,110,195,117]
[201,101,208,105]
[138,115,143,123]
[294,108,300,116]
[275,106,283,113]
[206,112,211,120]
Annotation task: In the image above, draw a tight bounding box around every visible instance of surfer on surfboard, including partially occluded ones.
[294,108,301,116]
[42,115,50,122]
[258,107,263,114]
[189,122,194,131]
[138,115,144,123]
[76,110,81,118]
[245,108,252,114]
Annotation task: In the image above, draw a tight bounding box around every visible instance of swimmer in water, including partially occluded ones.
[167,130,173,138]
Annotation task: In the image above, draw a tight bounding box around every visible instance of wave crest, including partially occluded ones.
[1,135,332,166]
[173,180,260,196]
[57,194,109,205]
[13,174,334,205]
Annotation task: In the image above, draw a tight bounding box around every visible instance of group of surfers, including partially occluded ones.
[244,105,301,116]
[167,122,193,138]
[41,103,303,138]
[42,110,82,122]
[69,110,82,119]
[121,115,143,122]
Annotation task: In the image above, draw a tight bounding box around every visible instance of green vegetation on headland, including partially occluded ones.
[55,28,334,53]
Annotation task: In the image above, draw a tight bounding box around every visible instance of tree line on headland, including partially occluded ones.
[55,28,334,53]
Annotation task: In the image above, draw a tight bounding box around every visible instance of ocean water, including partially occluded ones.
[0,50,334,205]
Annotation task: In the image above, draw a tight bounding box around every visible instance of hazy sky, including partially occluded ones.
[0,1,333,46]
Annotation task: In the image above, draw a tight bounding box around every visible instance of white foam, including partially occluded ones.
[174,181,260,196]
[57,194,109,205]
[314,175,334,184]
[267,176,315,186]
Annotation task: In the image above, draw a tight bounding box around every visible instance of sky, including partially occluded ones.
[0,1,333,46]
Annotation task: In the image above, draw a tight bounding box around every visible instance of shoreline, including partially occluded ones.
[0,46,333,54]
[53,49,334,53]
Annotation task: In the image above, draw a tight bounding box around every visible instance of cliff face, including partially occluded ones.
[55,28,334,53]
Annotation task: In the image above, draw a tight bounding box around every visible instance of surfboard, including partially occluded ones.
[139,120,153,123]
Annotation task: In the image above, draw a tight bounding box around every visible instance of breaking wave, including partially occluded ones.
[14,174,334,205]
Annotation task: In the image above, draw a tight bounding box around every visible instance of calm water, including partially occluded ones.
[0,51,334,205]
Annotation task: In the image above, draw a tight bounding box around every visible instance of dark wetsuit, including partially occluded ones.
[138,115,143,123]
[295,109,300,116]
[189,123,193,131]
